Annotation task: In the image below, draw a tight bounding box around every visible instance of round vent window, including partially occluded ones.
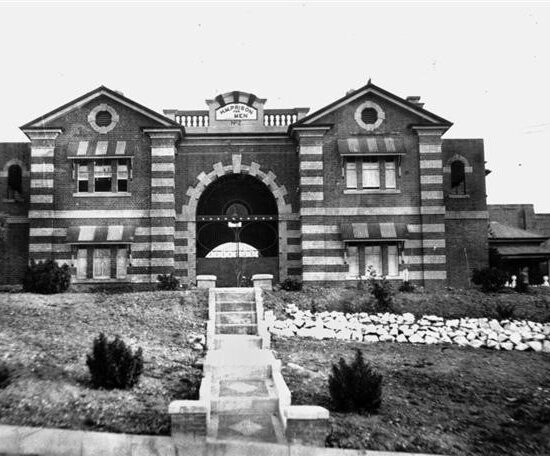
[95,110,112,127]
[88,104,119,133]
[354,101,385,131]
[361,107,378,125]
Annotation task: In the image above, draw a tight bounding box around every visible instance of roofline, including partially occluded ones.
[20,86,184,131]
[293,81,453,127]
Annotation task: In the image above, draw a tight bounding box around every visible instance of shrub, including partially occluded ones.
[0,362,10,389]
[86,333,143,390]
[157,273,180,290]
[329,349,382,414]
[399,281,416,293]
[340,295,372,314]
[370,277,394,313]
[280,278,302,291]
[472,267,508,293]
[23,259,71,294]
[496,302,516,320]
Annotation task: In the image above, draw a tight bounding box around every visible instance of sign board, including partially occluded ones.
[215,103,257,121]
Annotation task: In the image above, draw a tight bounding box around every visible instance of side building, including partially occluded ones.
[0,82,489,288]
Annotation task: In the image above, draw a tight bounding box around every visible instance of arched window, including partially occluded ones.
[450,160,466,194]
[7,164,22,199]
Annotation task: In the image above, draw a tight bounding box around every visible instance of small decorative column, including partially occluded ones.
[144,129,181,282]
[293,126,333,285]
[285,405,330,446]
[414,126,449,288]
[22,129,62,263]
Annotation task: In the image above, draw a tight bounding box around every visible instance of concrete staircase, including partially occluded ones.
[169,285,329,447]
[205,288,286,443]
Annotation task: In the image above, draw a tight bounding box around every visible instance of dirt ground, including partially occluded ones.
[274,336,550,456]
[0,291,207,434]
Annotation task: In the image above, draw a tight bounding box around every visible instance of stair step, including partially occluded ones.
[216,324,257,335]
[215,412,283,443]
[215,290,255,303]
[216,301,255,312]
[213,335,262,350]
[216,311,257,325]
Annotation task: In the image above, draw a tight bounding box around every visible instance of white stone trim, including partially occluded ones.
[445,211,488,219]
[87,103,119,134]
[30,195,53,203]
[151,178,174,187]
[30,147,54,158]
[29,228,66,237]
[299,145,323,155]
[407,224,445,233]
[420,175,443,184]
[421,191,444,200]
[302,240,343,250]
[300,161,323,170]
[420,160,442,169]
[405,239,446,249]
[354,100,385,131]
[300,176,324,186]
[31,179,54,188]
[409,270,447,280]
[302,271,347,281]
[151,163,175,172]
[151,147,175,157]
[301,192,324,201]
[151,194,175,203]
[303,256,345,265]
[302,225,340,234]
[406,255,446,264]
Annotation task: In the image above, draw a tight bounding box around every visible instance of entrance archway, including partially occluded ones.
[195,173,279,286]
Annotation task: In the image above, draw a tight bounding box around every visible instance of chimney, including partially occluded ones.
[406,96,424,108]
[346,89,355,96]
[114,90,124,96]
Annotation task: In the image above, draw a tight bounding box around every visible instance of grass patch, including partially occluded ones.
[274,336,550,456]
[0,290,207,435]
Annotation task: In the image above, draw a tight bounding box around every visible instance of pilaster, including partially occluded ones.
[414,126,448,287]
[22,129,62,262]
[294,126,332,283]
[145,128,181,281]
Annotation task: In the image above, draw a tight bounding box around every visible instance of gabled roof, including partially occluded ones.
[488,221,549,240]
[21,86,183,130]
[291,81,453,128]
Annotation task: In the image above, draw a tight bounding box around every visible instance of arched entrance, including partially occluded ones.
[195,173,279,286]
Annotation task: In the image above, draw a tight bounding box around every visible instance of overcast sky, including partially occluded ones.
[1,2,549,212]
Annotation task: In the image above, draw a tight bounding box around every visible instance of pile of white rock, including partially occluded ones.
[265,304,550,352]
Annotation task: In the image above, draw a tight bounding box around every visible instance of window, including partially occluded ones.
[77,163,89,192]
[345,157,398,191]
[347,244,401,277]
[117,162,128,192]
[94,161,112,192]
[75,159,130,194]
[450,160,466,194]
[75,246,128,280]
[7,164,22,199]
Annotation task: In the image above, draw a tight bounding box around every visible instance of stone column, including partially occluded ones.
[414,127,448,288]
[285,405,330,446]
[22,129,62,263]
[144,129,181,282]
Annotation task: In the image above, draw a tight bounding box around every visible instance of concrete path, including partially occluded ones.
[0,424,447,456]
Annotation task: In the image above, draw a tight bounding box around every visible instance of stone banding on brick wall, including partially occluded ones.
[267,304,550,352]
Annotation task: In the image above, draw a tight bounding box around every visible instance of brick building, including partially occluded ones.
[0,82,490,288]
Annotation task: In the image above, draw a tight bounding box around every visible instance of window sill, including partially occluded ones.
[448,194,470,199]
[344,189,400,195]
[73,192,131,197]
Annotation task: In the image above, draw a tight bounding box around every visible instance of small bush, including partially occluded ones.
[370,277,394,313]
[23,259,71,294]
[157,273,180,290]
[329,349,382,414]
[280,278,302,291]
[399,281,416,293]
[86,333,143,390]
[496,302,516,320]
[340,295,372,314]
[472,267,508,293]
[0,362,10,389]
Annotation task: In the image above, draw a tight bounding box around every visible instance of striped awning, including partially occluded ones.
[337,137,406,156]
[67,225,135,244]
[67,141,131,158]
[341,223,409,242]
